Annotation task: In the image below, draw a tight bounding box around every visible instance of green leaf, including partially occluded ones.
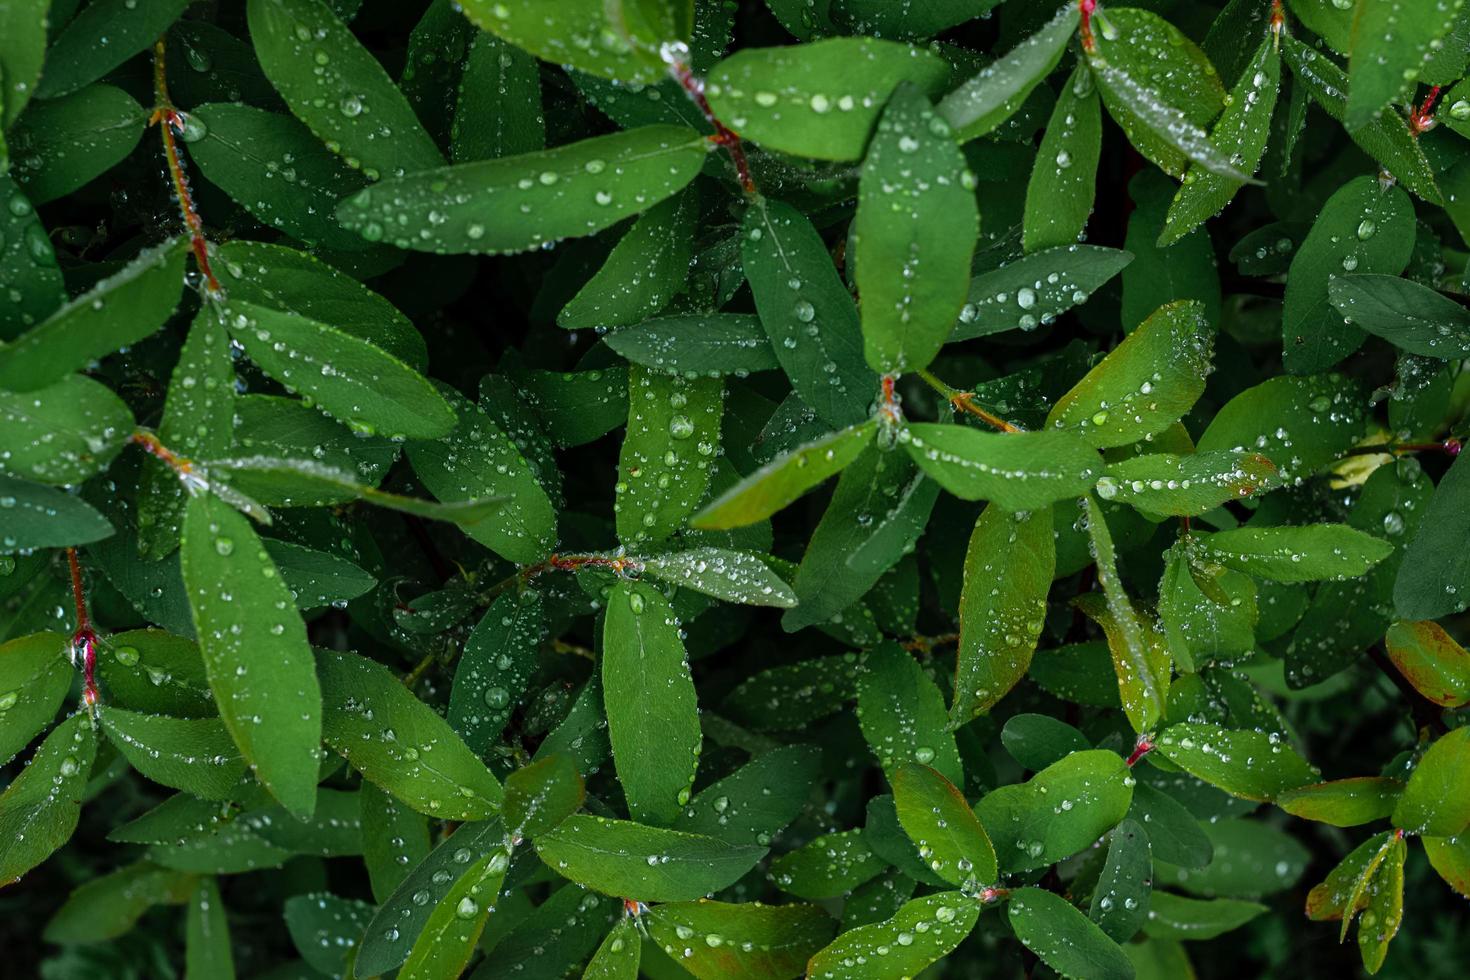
[0,374,132,485]
[1142,891,1266,940]
[1153,818,1307,900]
[939,3,1079,141]
[247,0,442,178]
[1157,544,1257,671]
[559,188,697,329]
[705,38,949,161]
[0,0,48,127]
[448,591,543,755]
[616,367,721,546]
[1194,524,1393,582]
[783,445,938,631]
[1395,453,1470,620]
[951,245,1133,341]
[1087,8,1235,179]
[901,424,1100,510]
[891,762,997,888]
[459,0,686,84]
[604,314,778,376]
[1078,495,1169,733]
[1154,723,1320,802]
[187,103,373,252]
[1024,65,1104,252]
[1277,777,1403,827]
[641,547,796,607]
[603,581,701,826]
[1356,833,1406,974]
[1161,38,1280,246]
[645,901,835,980]
[0,711,96,884]
[9,83,147,204]
[676,744,821,845]
[1345,0,1459,130]
[407,384,555,563]
[503,754,584,840]
[1384,620,1470,708]
[284,891,376,977]
[721,654,859,731]
[583,917,640,978]
[952,503,1054,723]
[336,125,707,254]
[806,891,978,979]
[95,629,213,718]
[1327,273,1470,358]
[1098,451,1276,518]
[1008,887,1134,980]
[0,175,64,341]
[1282,37,1441,203]
[1047,300,1213,449]
[360,781,431,903]
[452,30,546,162]
[976,749,1134,873]
[1195,374,1365,485]
[854,82,977,373]
[856,639,962,786]
[535,814,766,902]
[147,820,291,875]
[35,0,191,99]
[221,304,451,442]
[1307,831,1391,922]
[1091,819,1152,942]
[741,199,875,427]
[1393,727,1470,837]
[100,707,247,800]
[399,845,510,980]
[317,648,502,820]
[181,492,320,817]
[0,633,69,766]
[1127,782,1213,869]
[1424,834,1470,898]
[0,474,113,553]
[184,878,235,980]
[771,828,887,899]
[0,238,187,393]
[1282,175,1415,373]
[356,820,506,975]
[1121,170,1221,333]
[692,421,875,529]
[44,861,195,945]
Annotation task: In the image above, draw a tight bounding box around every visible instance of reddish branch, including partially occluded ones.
[667,56,756,194]
[152,38,220,294]
[1079,0,1098,54]
[1125,736,1154,767]
[67,548,99,708]
[1410,85,1443,136]
[131,430,194,476]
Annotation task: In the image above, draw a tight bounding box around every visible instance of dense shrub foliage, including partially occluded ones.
[4,0,1470,977]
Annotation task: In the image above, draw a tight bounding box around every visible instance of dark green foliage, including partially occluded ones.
[6,2,1470,978]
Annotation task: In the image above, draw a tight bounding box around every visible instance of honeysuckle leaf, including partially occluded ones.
[336,125,707,254]
[641,546,796,607]
[952,503,1054,724]
[891,762,997,888]
[1395,452,1470,620]
[0,374,133,485]
[1195,373,1365,485]
[459,0,688,85]
[1277,778,1403,827]
[1090,819,1152,942]
[721,654,860,731]
[644,900,836,980]
[741,199,875,427]
[604,314,778,376]
[44,862,195,945]
[0,712,97,885]
[0,174,64,342]
[535,814,767,902]
[1193,524,1394,583]
[0,474,114,554]
[0,633,70,767]
[248,0,443,178]
[976,749,1134,874]
[0,238,187,393]
[584,917,641,979]
[805,892,978,978]
[1008,887,1134,980]
[284,892,372,977]
[453,30,546,162]
[1001,714,1090,771]
[9,84,148,203]
[1384,620,1470,708]
[676,744,821,845]
[1142,891,1267,940]
[100,706,247,800]
[1024,65,1104,253]
[1393,727,1470,837]
[692,421,875,529]
[1047,300,1213,449]
[1155,723,1320,802]
[854,82,977,373]
[602,580,701,826]
[181,492,320,817]
[616,366,721,546]
[901,424,1100,510]
[952,244,1132,341]
[399,844,510,980]
[447,590,543,755]
[704,38,949,161]
[559,188,697,329]
[317,648,503,819]
[1345,0,1460,130]
[1097,451,1276,518]
[937,3,1078,142]
[1327,273,1470,359]
[0,0,47,127]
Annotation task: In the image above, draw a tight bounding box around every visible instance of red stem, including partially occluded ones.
[131,430,194,475]
[1411,85,1443,135]
[1125,737,1154,767]
[1079,0,1098,54]
[153,39,220,294]
[668,58,756,195]
[67,548,99,707]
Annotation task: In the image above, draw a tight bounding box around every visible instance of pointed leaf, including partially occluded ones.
[1384,620,1470,708]
[1155,723,1320,802]
[1393,727,1470,837]
[1277,777,1403,827]
[1345,0,1460,130]
[584,917,641,978]
[0,474,113,554]
[459,0,686,84]
[676,744,821,846]
[976,749,1134,873]
[0,711,96,885]
[902,424,1100,510]
[100,707,247,800]
[642,547,796,607]
[645,901,835,980]
[1328,273,1470,359]
[891,762,997,888]
[805,891,978,979]
[0,633,70,767]
[1196,374,1365,484]
[951,245,1132,341]
[1097,451,1276,517]
[1008,887,1134,980]
[448,591,543,755]
[9,84,148,203]
[1194,524,1393,582]
[617,367,721,546]
[399,845,510,980]
[504,754,584,840]
[1024,65,1104,252]
[560,188,697,329]
[692,421,875,529]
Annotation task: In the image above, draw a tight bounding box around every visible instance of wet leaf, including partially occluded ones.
[1384,620,1470,708]
[806,891,977,979]
[692,421,875,529]
[644,900,835,980]
[891,762,997,888]
[9,84,148,203]
[1195,374,1365,485]
[605,314,779,376]
[1327,273,1470,359]
[1194,524,1393,582]
[676,744,821,846]
[560,188,697,329]
[1098,451,1276,518]
[0,632,70,766]
[1024,65,1104,253]
[937,3,1079,141]
[100,707,246,800]
[1008,886,1133,980]
[399,843,509,980]
[459,0,686,84]
[0,474,114,554]
[1277,778,1403,827]
[902,424,1100,510]
[0,712,96,885]
[1154,723,1320,802]
[448,590,544,755]
[976,749,1134,873]
[616,367,721,546]
[1393,727,1470,837]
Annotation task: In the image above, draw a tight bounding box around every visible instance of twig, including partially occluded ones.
[916,368,1021,432]
[66,548,99,709]
[152,38,220,294]
[664,47,756,195]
